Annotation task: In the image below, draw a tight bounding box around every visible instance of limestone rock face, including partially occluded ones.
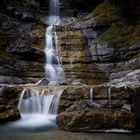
[58,86,90,113]
[56,25,108,85]
[0,76,25,84]
[92,85,133,108]
[0,0,45,84]
[72,1,140,86]
[57,100,136,131]
[129,85,140,128]
[0,86,23,122]
[57,84,140,131]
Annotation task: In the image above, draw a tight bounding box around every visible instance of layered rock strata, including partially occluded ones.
[0,0,45,84]
[57,84,140,131]
[56,25,108,84]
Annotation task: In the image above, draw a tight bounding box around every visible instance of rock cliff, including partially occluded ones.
[0,0,45,84]
[0,0,140,132]
[56,0,140,85]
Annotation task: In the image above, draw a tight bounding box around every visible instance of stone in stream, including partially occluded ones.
[56,100,136,132]
[57,84,140,132]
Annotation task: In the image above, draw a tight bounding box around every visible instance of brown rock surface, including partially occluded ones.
[57,100,135,131]
[58,86,90,113]
[0,86,23,122]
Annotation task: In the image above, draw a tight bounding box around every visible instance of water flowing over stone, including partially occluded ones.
[50,0,59,16]
[15,87,63,127]
[108,85,112,108]
[18,88,62,116]
[45,0,64,82]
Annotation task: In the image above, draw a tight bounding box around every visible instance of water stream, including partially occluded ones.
[45,0,64,82]
[8,0,64,128]
[9,87,63,128]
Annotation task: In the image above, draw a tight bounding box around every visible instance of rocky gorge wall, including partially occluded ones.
[56,0,140,85]
[0,0,106,85]
[0,0,139,85]
[0,84,140,131]
[0,0,46,84]
[0,0,140,132]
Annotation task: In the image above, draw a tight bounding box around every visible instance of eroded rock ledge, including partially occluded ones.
[57,100,135,131]
[0,84,140,131]
[57,84,140,131]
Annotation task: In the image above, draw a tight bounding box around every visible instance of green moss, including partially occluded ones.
[97,22,140,46]
[92,1,120,24]
[91,1,140,46]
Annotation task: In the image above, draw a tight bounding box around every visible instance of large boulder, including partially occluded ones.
[0,86,22,122]
[58,86,90,113]
[56,100,135,132]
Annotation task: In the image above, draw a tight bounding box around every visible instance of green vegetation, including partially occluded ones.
[92,1,120,24]
[98,22,140,46]
[93,0,140,46]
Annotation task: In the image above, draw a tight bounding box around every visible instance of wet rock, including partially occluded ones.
[0,86,23,122]
[110,69,140,85]
[21,12,36,22]
[0,106,20,123]
[58,25,108,85]
[58,86,90,113]
[72,79,86,85]
[56,100,135,131]
[75,19,96,29]
[128,85,140,128]
[35,78,49,85]
[7,38,31,54]
[122,104,131,112]
[92,85,132,100]
[0,76,24,84]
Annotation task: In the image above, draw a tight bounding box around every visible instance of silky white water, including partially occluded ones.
[8,0,64,128]
[45,0,64,82]
[45,25,64,82]
[10,88,63,128]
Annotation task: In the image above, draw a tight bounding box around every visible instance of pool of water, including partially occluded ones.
[0,120,140,140]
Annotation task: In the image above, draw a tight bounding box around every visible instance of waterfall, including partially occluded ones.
[18,88,62,116]
[45,0,64,82]
[11,0,64,128]
[50,0,59,16]
[108,86,112,107]
[16,88,63,127]
[90,88,93,102]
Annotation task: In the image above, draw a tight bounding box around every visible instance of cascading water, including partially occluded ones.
[45,0,64,82]
[10,0,64,128]
[12,88,63,128]
[108,85,112,108]
[18,88,61,115]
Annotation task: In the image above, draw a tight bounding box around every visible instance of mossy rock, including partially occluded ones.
[97,22,140,46]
